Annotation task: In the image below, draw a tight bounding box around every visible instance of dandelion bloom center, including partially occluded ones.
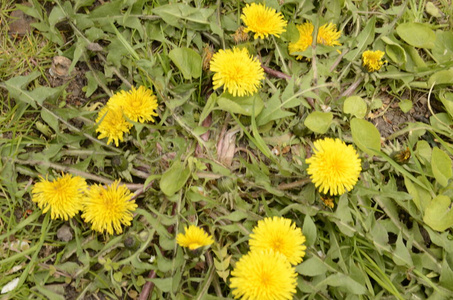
[32,174,87,220]
[317,23,342,46]
[306,138,361,195]
[96,106,132,147]
[108,86,158,123]
[210,47,264,97]
[82,181,137,235]
[241,3,287,39]
[230,249,297,300]
[176,225,214,250]
[362,50,385,72]
[249,216,306,265]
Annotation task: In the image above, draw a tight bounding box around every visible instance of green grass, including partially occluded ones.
[0,0,453,299]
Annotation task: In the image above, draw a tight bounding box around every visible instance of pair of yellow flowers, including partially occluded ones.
[32,174,137,235]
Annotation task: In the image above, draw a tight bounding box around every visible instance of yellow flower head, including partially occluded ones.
[96,106,133,147]
[288,22,314,60]
[241,3,287,39]
[176,225,214,250]
[210,47,264,97]
[230,249,297,300]
[108,86,158,123]
[317,23,341,46]
[306,138,362,196]
[362,50,386,72]
[82,180,137,235]
[249,216,306,265]
[32,174,87,220]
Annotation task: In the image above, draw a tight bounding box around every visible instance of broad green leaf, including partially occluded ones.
[333,195,355,237]
[323,274,367,295]
[303,215,317,247]
[344,17,375,61]
[217,93,263,116]
[393,233,413,266]
[438,92,453,119]
[304,111,333,134]
[431,147,452,187]
[440,259,453,289]
[415,140,432,164]
[396,23,436,49]
[404,176,431,212]
[423,195,453,232]
[426,2,443,17]
[150,278,173,293]
[343,96,367,118]
[152,4,214,28]
[160,160,191,196]
[433,31,453,63]
[381,36,407,66]
[168,47,202,80]
[398,99,412,113]
[296,256,328,276]
[216,210,250,222]
[256,90,294,126]
[41,109,59,133]
[350,118,381,155]
[428,69,453,86]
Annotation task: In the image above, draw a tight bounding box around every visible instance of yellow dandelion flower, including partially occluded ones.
[230,249,297,300]
[362,50,386,72]
[249,216,306,265]
[176,225,214,250]
[241,3,287,39]
[32,174,87,220]
[108,86,158,123]
[306,138,362,196]
[82,180,137,235]
[96,106,132,147]
[210,47,264,97]
[321,195,335,208]
[317,23,341,46]
[288,22,314,60]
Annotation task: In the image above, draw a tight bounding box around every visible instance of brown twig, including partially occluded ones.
[261,64,291,80]
[138,270,156,300]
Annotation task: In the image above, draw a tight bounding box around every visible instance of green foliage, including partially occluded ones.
[1,0,453,298]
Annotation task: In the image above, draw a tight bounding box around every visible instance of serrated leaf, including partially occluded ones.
[41,109,59,133]
[304,111,333,134]
[351,118,381,155]
[431,147,452,187]
[423,195,453,232]
[393,234,413,266]
[396,22,436,49]
[160,160,191,196]
[256,90,294,126]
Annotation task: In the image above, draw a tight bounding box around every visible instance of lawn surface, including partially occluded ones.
[1,0,453,299]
